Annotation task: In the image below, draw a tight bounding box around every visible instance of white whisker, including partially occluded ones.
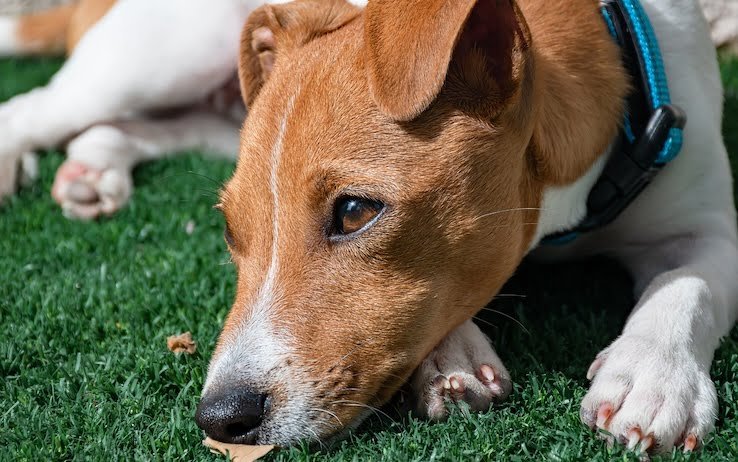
[474,207,543,221]
[331,399,395,423]
[476,308,531,335]
[310,407,343,428]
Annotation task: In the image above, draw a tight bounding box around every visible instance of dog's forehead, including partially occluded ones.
[224,30,389,200]
[222,17,493,217]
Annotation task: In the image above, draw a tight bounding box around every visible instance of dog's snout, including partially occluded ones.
[195,389,270,444]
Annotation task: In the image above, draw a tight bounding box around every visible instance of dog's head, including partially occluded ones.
[196,0,625,446]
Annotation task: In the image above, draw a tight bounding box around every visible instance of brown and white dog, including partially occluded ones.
[0,0,736,457]
[196,0,737,455]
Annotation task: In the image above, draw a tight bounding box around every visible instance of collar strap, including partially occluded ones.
[543,0,686,245]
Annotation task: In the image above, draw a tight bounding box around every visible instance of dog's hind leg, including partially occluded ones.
[0,72,128,202]
[0,0,246,203]
[52,111,240,220]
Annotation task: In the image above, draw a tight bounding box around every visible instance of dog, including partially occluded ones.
[191,0,738,455]
[0,0,735,456]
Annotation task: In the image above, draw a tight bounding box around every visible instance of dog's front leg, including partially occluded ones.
[581,231,738,453]
[411,320,512,420]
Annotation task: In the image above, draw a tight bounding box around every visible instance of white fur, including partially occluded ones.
[0,16,19,56]
[531,155,608,247]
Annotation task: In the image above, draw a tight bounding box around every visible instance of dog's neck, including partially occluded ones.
[523,0,630,187]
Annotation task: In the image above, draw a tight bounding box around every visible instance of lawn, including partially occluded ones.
[1,55,737,462]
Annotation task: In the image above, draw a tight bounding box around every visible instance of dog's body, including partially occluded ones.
[0,0,262,218]
[1,0,736,456]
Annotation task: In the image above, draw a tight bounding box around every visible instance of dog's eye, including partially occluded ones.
[332,196,384,237]
[224,227,235,247]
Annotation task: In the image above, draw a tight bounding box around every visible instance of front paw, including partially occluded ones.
[581,335,717,454]
[411,320,512,420]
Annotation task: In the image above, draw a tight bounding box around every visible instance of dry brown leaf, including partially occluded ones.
[167,331,197,355]
[203,437,275,462]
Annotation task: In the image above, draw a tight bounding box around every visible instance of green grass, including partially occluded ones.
[1,55,737,462]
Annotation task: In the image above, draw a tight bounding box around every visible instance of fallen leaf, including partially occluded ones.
[167,332,197,355]
[203,437,275,462]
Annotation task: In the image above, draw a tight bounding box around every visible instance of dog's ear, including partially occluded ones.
[238,0,361,106]
[364,0,531,121]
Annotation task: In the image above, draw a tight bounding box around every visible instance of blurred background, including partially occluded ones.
[0,0,67,15]
[1,0,735,51]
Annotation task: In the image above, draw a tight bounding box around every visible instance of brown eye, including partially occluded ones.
[333,196,384,237]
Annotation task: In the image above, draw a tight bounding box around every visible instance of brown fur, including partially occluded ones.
[15,0,116,55]
[16,3,77,55]
[213,0,629,435]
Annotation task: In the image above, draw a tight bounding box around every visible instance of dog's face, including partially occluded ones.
[197,0,620,446]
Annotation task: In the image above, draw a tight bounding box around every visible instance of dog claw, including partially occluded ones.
[478,364,495,383]
[476,364,511,397]
[641,435,654,452]
[626,428,642,450]
[433,375,450,390]
[596,403,613,429]
[683,434,698,452]
[449,375,466,400]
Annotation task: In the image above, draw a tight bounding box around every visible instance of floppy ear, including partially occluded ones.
[364,0,530,121]
[238,0,361,106]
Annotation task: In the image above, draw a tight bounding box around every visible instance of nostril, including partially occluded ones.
[195,389,269,444]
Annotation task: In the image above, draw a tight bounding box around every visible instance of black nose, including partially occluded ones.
[195,389,269,444]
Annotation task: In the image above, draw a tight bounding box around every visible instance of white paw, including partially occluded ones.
[581,335,717,454]
[411,320,512,420]
[52,160,132,220]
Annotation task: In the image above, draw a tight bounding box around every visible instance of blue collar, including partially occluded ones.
[543,0,686,245]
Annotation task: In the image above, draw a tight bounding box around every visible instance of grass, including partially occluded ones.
[1,55,737,462]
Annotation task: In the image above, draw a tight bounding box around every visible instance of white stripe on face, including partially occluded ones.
[203,93,298,394]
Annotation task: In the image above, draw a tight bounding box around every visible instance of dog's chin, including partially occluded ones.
[256,408,373,448]
[319,409,373,447]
